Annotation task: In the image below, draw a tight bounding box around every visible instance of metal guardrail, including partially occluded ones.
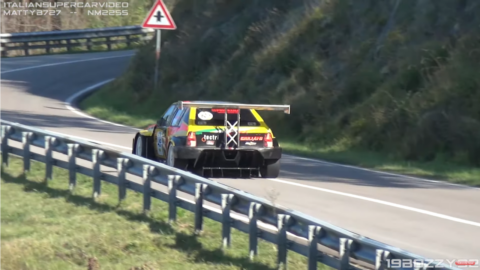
[0,119,452,270]
[0,26,154,57]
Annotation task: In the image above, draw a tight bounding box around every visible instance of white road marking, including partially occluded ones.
[64,78,139,131]
[4,55,479,238]
[62,81,480,228]
[266,178,480,227]
[0,53,135,74]
[62,79,477,191]
[283,154,480,190]
[44,125,480,227]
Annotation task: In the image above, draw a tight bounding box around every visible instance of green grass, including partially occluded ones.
[79,100,480,187]
[1,156,324,270]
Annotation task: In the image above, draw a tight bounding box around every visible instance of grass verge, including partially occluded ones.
[79,100,480,187]
[1,156,323,270]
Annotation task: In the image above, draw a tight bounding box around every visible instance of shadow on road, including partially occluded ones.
[277,155,471,190]
[1,109,135,134]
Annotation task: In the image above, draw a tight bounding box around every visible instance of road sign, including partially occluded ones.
[142,0,176,30]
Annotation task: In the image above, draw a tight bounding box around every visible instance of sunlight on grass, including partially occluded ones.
[82,106,155,128]
[1,156,328,270]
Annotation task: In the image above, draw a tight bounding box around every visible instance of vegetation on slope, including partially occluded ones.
[1,157,320,270]
[81,0,480,185]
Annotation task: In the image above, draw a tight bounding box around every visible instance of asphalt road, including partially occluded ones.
[2,51,479,261]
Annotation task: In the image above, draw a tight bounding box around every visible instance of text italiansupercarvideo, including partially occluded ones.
[2,2,129,8]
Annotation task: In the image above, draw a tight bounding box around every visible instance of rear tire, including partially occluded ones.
[260,159,280,178]
[166,143,188,170]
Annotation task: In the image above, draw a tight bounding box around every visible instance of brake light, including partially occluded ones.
[187,132,196,147]
[211,108,239,114]
[264,133,273,147]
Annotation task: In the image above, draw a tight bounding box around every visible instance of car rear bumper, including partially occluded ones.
[174,146,282,164]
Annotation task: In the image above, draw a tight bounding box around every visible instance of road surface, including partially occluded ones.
[1,51,479,260]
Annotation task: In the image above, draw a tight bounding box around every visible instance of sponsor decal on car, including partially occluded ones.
[245,141,257,146]
[201,134,218,142]
[206,141,215,145]
[240,136,263,141]
[198,111,213,120]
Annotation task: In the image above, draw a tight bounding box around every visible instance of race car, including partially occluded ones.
[131,101,290,178]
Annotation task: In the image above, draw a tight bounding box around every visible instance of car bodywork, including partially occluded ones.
[132,101,290,178]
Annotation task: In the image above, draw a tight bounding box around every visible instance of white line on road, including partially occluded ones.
[64,78,139,131]
[266,178,480,227]
[5,56,479,232]
[62,81,480,228]
[282,154,480,190]
[60,77,479,191]
[44,127,480,228]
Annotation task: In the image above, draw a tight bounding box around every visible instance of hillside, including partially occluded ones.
[81,0,480,183]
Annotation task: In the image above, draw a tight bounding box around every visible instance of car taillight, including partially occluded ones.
[187,132,196,147]
[264,132,273,147]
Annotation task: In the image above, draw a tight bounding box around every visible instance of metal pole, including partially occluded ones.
[154,29,161,89]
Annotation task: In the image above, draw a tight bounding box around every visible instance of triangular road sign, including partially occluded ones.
[142,0,176,30]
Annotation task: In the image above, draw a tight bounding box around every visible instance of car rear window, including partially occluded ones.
[195,108,260,126]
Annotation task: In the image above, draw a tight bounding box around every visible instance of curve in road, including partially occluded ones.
[2,51,479,260]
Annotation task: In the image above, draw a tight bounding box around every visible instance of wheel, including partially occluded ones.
[260,159,280,178]
[133,134,147,158]
[166,143,188,170]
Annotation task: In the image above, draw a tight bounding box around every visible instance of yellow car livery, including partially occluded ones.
[132,101,290,178]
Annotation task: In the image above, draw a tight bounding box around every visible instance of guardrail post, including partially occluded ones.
[277,214,291,270]
[308,226,323,270]
[221,194,235,249]
[375,249,390,270]
[339,238,353,270]
[168,175,182,223]
[194,183,206,234]
[248,202,262,260]
[1,125,12,167]
[92,149,104,199]
[68,144,79,191]
[22,132,34,172]
[106,37,112,50]
[66,39,72,52]
[44,136,56,181]
[87,38,92,50]
[143,165,156,213]
[45,41,51,54]
[117,158,129,202]
[126,35,131,47]
[24,42,29,56]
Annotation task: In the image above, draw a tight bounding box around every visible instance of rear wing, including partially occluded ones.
[178,101,291,149]
[179,101,291,114]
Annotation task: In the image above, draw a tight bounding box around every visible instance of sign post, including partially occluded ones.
[142,0,177,90]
